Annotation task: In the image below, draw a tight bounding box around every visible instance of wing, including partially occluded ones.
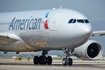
[0,32,20,45]
[92,31,105,36]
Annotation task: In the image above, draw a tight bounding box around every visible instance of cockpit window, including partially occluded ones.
[77,19,84,23]
[68,19,73,23]
[84,19,89,23]
[68,19,89,24]
[72,19,76,23]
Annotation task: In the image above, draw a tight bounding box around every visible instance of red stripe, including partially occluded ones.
[44,20,49,29]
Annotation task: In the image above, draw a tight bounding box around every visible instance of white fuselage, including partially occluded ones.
[0,9,92,52]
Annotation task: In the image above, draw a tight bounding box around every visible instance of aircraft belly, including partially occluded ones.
[20,31,50,49]
[19,31,83,50]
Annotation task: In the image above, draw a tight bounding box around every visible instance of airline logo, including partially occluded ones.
[8,12,49,30]
[44,12,49,29]
[8,17,42,30]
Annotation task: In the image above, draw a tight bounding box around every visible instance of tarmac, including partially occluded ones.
[0,59,105,70]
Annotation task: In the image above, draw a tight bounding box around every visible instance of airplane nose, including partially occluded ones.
[80,24,92,37]
[84,25,92,34]
[73,24,92,46]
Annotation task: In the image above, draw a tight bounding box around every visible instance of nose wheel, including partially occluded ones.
[62,48,73,66]
[62,58,73,65]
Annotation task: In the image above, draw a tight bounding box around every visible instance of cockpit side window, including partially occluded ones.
[68,19,73,23]
[84,19,89,23]
[77,19,84,23]
[72,19,76,23]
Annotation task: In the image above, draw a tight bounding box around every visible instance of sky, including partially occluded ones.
[0,0,105,22]
[0,0,105,54]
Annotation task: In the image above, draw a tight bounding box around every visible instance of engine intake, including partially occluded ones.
[72,40,103,60]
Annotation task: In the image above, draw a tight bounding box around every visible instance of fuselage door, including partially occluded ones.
[51,14,62,31]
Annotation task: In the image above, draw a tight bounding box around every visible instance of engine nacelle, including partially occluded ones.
[72,40,103,60]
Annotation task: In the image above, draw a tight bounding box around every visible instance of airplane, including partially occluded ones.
[0,8,105,66]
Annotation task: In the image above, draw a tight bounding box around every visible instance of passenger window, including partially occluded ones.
[68,19,73,23]
[84,19,89,23]
[77,19,84,23]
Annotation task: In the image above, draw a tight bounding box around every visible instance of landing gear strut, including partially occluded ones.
[33,50,52,65]
[62,48,73,66]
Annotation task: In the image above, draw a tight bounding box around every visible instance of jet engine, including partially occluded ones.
[72,40,103,60]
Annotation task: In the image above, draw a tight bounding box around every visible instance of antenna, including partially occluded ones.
[53,8,55,9]
[60,5,62,9]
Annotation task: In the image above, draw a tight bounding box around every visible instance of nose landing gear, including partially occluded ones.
[62,48,73,66]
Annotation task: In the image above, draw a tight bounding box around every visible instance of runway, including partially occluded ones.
[0,59,105,70]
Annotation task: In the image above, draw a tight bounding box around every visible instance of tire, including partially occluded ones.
[62,58,67,66]
[68,58,73,65]
[39,56,46,65]
[47,56,52,65]
[33,56,39,65]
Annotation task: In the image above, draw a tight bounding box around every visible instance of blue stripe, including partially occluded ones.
[45,12,49,18]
